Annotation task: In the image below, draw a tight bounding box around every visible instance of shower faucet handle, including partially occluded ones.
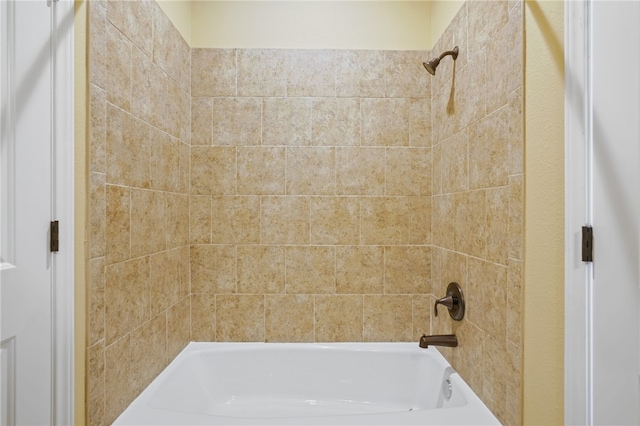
[434,282,465,321]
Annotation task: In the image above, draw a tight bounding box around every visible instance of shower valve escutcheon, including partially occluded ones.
[434,282,465,321]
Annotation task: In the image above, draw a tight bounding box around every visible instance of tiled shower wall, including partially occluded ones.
[188,49,434,343]
[87,1,191,424]
[86,0,524,425]
[429,2,524,425]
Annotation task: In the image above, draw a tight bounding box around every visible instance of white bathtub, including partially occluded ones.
[113,342,500,425]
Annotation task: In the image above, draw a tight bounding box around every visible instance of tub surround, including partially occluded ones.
[86,1,524,425]
[88,1,191,423]
[429,2,523,425]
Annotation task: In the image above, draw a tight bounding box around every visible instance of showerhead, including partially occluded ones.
[423,58,440,75]
[423,46,459,75]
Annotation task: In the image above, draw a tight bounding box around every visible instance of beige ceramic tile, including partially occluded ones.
[212,97,262,146]
[440,130,469,194]
[286,50,335,97]
[335,50,386,98]
[486,186,509,265]
[508,88,524,175]
[409,196,431,245]
[149,250,181,315]
[467,257,507,339]
[191,48,236,97]
[507,259,522,347]
[361,98,409,147]
[165,193,189,249]
[237,147,286,195]
[435,249,468,299]
[263,97,312,146]
[90,85,107,173]
[216,295,265,341]
[265,295,314,342]
[467,0,508,56]
[105,184,130,264]
[311,98,360,147]
[409,98,432,147]
[287,147,335,195]
[412,294,432,340]
[432,143,442,195]
[454,190,486,258]
[457,47,487,130]
[315,295,364,342]
[191,97,212,146]
[130,313,166,396]
[131,45,155,125]
[89,2,106,90]
[360,197,410,245]
[151,132,183,193]
[152,2,190,91]
[107,0,153,57]
[189,196,211,244]
[384,50,429,98]
[167,297,191,359]
[469,100,509,192]
[90,172,106,259]
[87,341,105,426]
[190,146,237,195]
[162,77,188,140]
[177,141,190,193]
[363,295,412,342]
[106,105,150,188]
[89,257,106,346]
[482,334,508,423]
[237,245,285,294]
[335,147,385,195]
[451,319,485,397]
[385,147,431,196]
[104,336,132,425]
[508,174,523,260]
[335,246,384,294]
[431,194,455,250]
[105,23,131,112]
[105,257,150,344]
[190,245,237,294]
[384,246,431,294]
[505,341,522,426]
[285,246,335,294]
[130,189,166,258]
[237,49,286,97]
[190,294,216,341]
[310,197,359,245]
[210,196,260,244]
[261,196,310,244]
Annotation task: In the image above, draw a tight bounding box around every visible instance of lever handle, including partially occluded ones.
[433,282,465,321]
[434,295,456,317]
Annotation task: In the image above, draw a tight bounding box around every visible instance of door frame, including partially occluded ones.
[564,0,591,424]
[51,0,75,423]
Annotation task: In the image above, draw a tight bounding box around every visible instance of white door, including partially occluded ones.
[1,1,55,424]
[591,0,640,423]
[565,1,640,424]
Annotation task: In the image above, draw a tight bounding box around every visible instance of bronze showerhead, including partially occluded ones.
[423,46,459,75]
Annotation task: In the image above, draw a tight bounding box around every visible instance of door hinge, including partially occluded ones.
[582,226,593,262]
[50,221,59,252]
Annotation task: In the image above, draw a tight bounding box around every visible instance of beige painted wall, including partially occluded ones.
[156,0,192,45]
[190,1,431,49]
[523,1,564,424]
[156,1,469,51]
[429,0,464,44]
[74,0,87,424]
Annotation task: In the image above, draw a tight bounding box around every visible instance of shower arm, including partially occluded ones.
[437,47,459,62]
